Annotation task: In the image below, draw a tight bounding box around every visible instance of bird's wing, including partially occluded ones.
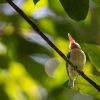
[66,52,70,76]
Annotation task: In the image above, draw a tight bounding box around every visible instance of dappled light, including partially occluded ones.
[0,0,100,100]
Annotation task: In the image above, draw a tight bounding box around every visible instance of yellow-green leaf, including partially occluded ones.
[75,74,100,98]
[81,43,100,72]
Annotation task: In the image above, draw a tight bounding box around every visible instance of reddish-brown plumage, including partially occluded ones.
[68,33,79,49]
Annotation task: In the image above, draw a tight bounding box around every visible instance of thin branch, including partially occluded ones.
[6,0,100,92]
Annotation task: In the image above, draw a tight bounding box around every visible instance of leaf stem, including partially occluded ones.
[6,0,100,92]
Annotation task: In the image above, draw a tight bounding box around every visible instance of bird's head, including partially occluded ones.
[68,33,80,49]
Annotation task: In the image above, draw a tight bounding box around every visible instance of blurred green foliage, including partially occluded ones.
[59,0,89,21]
[0,0,6,3]
[0,0,100,100]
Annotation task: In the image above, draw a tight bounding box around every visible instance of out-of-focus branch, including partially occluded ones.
[6,0,100,92]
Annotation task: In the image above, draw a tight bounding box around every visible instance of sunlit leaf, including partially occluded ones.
[33,0,48,12]
[38,17,57,35]
[22,0,35,14]
[8,62,27,78]
[8,61,42,100]
[48,0,66,15]
[81,43,100,72]
[54,61,68,85]
[83,62,93,75]
[5,80,27,100]
[60,0,89,21]
[52,38,69,85]
[54,38,69,61]
[75,74,100,98]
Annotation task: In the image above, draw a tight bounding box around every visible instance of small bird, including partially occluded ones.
[66,33,86,88]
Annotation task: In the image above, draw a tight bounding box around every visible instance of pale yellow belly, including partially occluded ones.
[68,48,86,80]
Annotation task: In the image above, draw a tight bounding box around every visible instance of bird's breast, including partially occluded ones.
[70,48,86,69]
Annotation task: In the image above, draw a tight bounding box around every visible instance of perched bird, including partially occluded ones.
[66,33,86,88]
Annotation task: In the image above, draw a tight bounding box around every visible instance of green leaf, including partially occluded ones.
[33,0,39,4]
[81,43,100,72]
[75,74,100,98]
[48,0,66,15]
[59,0,89,21]
[0,0,6,3]
[63,74,100,98]
[93,0,100,6]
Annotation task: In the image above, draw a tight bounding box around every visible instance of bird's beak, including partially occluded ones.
[68,33,75,44]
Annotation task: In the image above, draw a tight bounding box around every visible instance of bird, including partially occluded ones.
[66,33,86,88]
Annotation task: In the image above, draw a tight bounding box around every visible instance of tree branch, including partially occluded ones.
[6,0,100,92]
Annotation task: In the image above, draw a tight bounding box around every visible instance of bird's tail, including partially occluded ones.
[68,80,75,88]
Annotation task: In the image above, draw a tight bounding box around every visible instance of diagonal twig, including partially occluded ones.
[6,0,100,92]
